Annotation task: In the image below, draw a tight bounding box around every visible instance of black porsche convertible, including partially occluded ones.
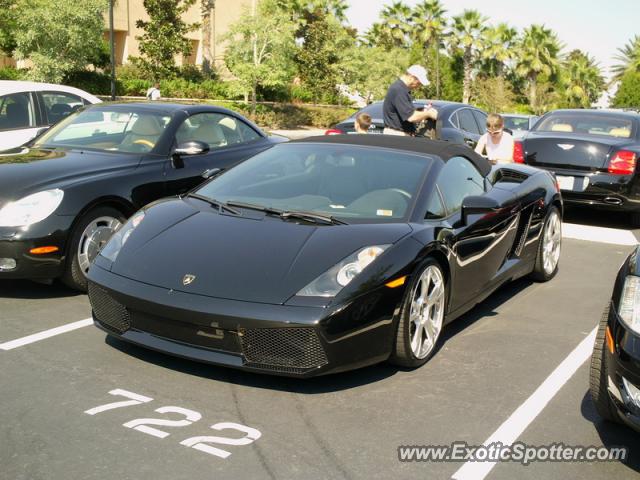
[0,102,284,290]
[88,135,562,377]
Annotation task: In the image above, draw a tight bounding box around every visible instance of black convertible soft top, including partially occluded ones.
[292,135,492,176]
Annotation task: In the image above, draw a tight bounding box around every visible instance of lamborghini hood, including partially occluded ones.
[110,198,412,304]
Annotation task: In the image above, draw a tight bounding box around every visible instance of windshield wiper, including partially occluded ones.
[185,193,241,215]
[226,200,284,215]
[280,211,348,225]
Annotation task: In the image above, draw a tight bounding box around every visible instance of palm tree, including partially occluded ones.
[515,24,562,113]
[479,23,517,78]
[201,0,216,75]
[612,35,640,82]
[450,9,487,104]
[563,50,605,108]
[379,1,413,49]
[412,0,446,96]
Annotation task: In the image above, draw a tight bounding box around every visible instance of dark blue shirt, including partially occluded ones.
[383,79,416,134]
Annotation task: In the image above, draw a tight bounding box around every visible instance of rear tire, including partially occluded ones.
[588,304,618,423]
[530,206,561,282]
[61,207,125,292]
[389,258,447,368]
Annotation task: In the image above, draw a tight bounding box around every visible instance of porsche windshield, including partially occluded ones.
[196,143,432,221]
[33,108,172,153]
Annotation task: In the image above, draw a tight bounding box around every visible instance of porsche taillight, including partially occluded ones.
[513,141,525,164]
[608,150,637,175]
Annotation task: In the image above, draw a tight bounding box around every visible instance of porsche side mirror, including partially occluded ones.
[461,195,500,225]
[172,141,210,169]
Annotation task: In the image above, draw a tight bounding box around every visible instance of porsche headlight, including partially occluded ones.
[0,189,64,227]
[100,211,145,262]
[297,245,389,297]
[619,275,640,335]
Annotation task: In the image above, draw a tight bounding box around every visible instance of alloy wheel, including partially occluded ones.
[409,265,445,359]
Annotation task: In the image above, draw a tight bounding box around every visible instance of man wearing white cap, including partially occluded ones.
[383,65,438,136]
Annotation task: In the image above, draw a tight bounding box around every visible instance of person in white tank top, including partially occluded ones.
[474,113,514,164]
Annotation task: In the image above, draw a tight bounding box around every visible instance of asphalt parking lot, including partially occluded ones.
[1,207,639,480]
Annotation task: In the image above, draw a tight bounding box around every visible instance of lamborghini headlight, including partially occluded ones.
[0,189,64,227]
[297,245,389,297]
[100,211,145,262]
[618,275,640,335]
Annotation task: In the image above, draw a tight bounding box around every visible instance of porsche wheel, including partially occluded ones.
[531,206,561,282]
[61,207,125,291]
[589,304,618,423]
[390,258,446,368]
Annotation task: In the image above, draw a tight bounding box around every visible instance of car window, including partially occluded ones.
[176,113,260,149]
[535,113,635,138]
[449,111,459,128]
[457,109,480,135]
[34,109,171,153]
[435,156,485,214]
[472,110,487,134]
[41,91,84,124]
[0,92,36,131]
[503,116,531,131]
[196,144,433,222]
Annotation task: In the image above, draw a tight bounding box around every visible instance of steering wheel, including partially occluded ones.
[133,139,155,149]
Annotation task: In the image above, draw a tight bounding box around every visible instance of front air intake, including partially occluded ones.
[88,283,131,334]
[240,327,328,374]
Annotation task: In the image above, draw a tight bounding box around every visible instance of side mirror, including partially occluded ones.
[174,140,210,156]
[172,141,210,169]
[461,195,500,225]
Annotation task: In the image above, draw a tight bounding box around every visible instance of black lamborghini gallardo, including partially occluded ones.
[88,135,563,377]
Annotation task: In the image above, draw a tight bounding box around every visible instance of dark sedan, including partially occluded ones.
[87,135,562,377]
[0,102,285,290]
[590,245,640,433]
[327,100,488,149]
[515,109,640,225]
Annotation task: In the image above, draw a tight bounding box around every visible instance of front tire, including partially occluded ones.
[588,304,618,423]
[61,207,125,291]
[531,206,561,282]
[390,258,447,368]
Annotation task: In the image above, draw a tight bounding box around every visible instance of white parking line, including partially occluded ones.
[451,326,598,480]
[563,223,637,246]
[0,318,93,351]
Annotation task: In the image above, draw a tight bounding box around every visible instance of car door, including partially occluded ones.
[0,91,40,150]
[456,108,482,149]
[164,112,271,195]
[426,156,518,311]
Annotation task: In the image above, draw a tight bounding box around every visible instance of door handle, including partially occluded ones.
[464,138,475,146]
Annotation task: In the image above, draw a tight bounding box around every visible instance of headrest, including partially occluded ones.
[194,122,226,145]
[131,115,163,136]
[218,117,237,130]
[50,103,72,115]
[609,127,631,138]
[7,102,27,116]
[551,123,573,132]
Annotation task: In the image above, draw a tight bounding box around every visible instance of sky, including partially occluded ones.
[344,0,639,80]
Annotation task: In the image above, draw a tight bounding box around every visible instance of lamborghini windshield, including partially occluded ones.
[196,143,432,222]
[33,108,172,153]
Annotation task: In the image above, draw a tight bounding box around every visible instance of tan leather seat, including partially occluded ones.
[609,127,631,138]
[120,115,164,150]
[192,122,227,148]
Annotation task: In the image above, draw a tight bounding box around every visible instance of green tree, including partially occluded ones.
[612,70,640,108]
[412,0,447,97]
[0,0,18,56]
[377,1,413,49]
[13,0,108,83]
[294,8,353,103]
[224,0,296,114]
[515,24,562,114]
[612,35,640,82]
[133,0,199,81]
[479,23,517,78]
[472,76,515,113]
[561,50,605,108]
[450,9,487,104]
